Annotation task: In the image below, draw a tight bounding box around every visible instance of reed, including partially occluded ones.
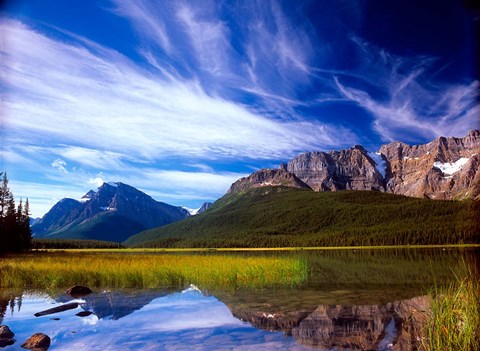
[0,252,308,290]
[423,271,480,350]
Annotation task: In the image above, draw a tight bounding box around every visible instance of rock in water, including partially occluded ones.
[0,325,14,339]
[0,325,15,347]
[66,285,93,298]
[21,333,50,350]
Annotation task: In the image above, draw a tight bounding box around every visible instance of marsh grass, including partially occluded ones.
[0,252,308,290]
[423,270,480,351]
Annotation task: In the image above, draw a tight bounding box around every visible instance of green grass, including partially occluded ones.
[423,271,480,350]
[125,187,480,248]
[0,252,308,290]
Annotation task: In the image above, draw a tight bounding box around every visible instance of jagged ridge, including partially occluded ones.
[229,130,480,200]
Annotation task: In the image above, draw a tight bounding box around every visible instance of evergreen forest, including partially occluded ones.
[0,172,31,253]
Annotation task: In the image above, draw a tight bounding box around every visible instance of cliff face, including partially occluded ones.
[229,130,480,200]
[379,130,480,199]
[286,146,385,192]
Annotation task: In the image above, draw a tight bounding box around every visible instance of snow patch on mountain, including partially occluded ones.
[368,152,387,178]
[433,157,470,175]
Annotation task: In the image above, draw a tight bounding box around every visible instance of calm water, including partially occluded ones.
[1,248,478,351]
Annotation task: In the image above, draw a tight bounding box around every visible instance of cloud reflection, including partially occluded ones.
[1,289,313,351]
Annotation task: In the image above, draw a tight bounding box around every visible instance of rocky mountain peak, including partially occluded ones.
[31,198,82,236]
[228,130,480,200]
[81,190,96,202]
[32,182,191,241]
[379,131,480,199]
[286,148,384,192]
[228,168,311,193]
[197,202,213,214]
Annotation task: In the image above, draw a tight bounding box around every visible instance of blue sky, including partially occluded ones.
[1,0,478,217]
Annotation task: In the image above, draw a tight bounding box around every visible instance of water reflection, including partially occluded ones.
[56,288,172,320]
[0,286,431,351]
[0,286,315,351]
[224,294,429,350]
[0,248,478,350]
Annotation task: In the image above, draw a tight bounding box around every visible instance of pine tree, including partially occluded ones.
[21,199,32,250]
[0,172,32,252]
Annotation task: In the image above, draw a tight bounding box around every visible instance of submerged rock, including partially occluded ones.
[34,302,79,317]
[66,285,93,298]
[21,333,50,350]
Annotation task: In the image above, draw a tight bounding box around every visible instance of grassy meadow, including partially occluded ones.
[0,252,308,291]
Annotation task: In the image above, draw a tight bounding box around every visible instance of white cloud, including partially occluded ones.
[112,0,173,54]
[88,175,105,188]
[51,158,68,173]
[1,18,349,164]
[58,146,130,169]
[110,0,324,128]
[175,3,233,78]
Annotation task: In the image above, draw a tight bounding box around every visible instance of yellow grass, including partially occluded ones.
[0,252,308,290]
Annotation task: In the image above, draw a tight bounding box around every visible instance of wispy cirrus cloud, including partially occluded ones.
[1,18,350,163]
[175,3,234,79]
[332,39,480,142]
[110,0,318,118]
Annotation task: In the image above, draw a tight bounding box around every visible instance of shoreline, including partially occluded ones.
[34,243,480,253]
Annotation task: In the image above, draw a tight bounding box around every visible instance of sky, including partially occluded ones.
[1,0,479,217]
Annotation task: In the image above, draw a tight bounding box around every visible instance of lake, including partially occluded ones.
[0,248,478,350]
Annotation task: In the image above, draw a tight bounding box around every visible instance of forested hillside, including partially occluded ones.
[125,187,479,248]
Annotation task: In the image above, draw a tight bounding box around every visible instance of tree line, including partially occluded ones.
[32,238,124,249]
[0,172,31,253]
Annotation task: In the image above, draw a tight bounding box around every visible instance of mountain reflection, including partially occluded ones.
[0,286,431,351]
[56,288,173,320]
[220,293,429,351]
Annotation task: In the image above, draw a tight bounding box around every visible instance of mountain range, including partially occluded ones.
[230,129,480,200]
[126,130,480,247]
[34,130,480,245]
[32,182,191,242]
